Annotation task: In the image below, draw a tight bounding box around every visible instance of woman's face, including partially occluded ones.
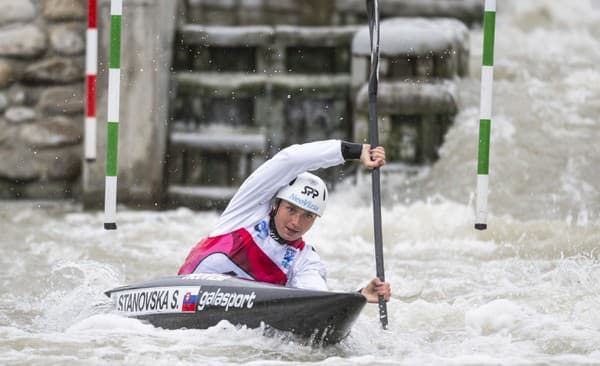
[273,200,317,242]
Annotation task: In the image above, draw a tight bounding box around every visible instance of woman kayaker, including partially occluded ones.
[178,140,391,303]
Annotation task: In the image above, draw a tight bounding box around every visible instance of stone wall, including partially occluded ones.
[0,0,85,198]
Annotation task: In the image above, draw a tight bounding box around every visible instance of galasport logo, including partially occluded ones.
[301,185,319,198]
[114,286,199,315]
[197,287,257,312]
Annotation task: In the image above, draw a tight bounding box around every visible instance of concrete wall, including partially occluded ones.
[181,0,483,27]
[82,0,177,208]
[0,0,480,204]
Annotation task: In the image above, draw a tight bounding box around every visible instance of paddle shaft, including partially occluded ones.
[366,0,388,329]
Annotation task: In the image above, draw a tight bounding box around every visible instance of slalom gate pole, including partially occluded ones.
[104,0,122,230]
[85,0,97,162]
[365,0,388,329]
[475,0,496,231]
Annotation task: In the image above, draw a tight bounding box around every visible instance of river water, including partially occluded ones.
[2,1,600,365]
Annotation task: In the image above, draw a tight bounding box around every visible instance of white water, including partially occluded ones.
[2,1,600,364]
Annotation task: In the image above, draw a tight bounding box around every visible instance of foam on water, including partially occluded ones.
[2,199,600,364]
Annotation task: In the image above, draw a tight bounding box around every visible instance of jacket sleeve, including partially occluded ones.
[210,139,345,236]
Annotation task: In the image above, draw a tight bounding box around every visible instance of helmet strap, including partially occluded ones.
[268,213,287,245]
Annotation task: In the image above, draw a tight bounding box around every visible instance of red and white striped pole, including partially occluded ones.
[85,0,97,162]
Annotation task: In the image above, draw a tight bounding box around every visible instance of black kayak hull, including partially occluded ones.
[105,273,366,344]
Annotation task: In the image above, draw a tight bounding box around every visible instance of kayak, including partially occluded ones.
[105,273,366,344]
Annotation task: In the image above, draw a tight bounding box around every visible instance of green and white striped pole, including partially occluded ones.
[475,0,496,230]
[104,0,122,230]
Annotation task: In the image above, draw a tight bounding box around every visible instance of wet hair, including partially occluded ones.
[271,198,282,218]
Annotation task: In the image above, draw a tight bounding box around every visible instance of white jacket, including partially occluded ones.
[178,140,346,291]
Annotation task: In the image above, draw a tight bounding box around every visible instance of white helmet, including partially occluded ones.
[276,172,328,217]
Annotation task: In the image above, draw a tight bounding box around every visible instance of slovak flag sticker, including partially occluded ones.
[181,291,197,312]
